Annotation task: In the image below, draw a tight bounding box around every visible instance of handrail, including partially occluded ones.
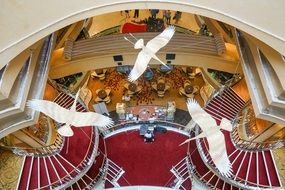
[173,25,196,35]
[231,101,285,151]
[101,119,189,135]
[41,126,99,190]
[1,132,64,157]
[196,127,283,189]
[91,25,120,38]
[196,129,255,189]
[88,136,108,189]
[0,91,85,157]
[193,87,284,189]
[231,126,285,151]
[187,149,220,190]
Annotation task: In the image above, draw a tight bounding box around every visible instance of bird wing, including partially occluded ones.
[186,98,217,132]
[70,111,113,127]
[57,125,74,137]
[220,117,233,131]
[27,99,72,124]
[207,132,233,177]
[145,26,175,53]
[128,50,152,82]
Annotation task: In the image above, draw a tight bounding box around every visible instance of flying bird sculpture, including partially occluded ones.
[27,89,113,137]
[180,98,233,177]
[124,26,175,82]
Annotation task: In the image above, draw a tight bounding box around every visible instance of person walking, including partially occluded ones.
[133,9,139,18]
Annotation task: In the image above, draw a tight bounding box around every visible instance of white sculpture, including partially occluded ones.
[124,26,175,82]
[181,98,233,177]
[27,90,113,137]
[79,75,92,106]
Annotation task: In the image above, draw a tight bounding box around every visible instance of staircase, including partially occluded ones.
[17,92,98,189]
[189,138,240,190]
[169,156,192,189]
[197,87,282,189]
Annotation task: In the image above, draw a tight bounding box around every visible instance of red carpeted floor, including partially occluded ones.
[122,22,147,33]
[105,130,189,187]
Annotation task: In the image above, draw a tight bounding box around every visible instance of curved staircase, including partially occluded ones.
[16,88,283,189]
[190,87,282,189]
[17,92,98,189]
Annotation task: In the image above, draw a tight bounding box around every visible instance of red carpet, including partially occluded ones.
[105,130,189,187]
[264,151,280,186]
[18,157,32,190]
[122,22,147,33]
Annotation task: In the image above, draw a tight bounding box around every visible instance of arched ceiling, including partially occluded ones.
[0,0,285,69]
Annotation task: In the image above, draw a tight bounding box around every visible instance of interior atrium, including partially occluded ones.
[0,1,285,190]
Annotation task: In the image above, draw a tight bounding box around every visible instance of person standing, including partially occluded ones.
[125,10,130,18]
[150,9,159,19]
[133,9,139,18]
[173,11,182,24]
[122,90,131,106]
[162,10,167,22]
[165,10,171,25]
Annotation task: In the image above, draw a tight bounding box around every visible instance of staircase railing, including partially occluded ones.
[231,101,285,151]
[195,95,283,190]
[88,137,108,189]
[41,127,100,190]
[187,150,220,190]
[195,126,262,190]
[1,132,64,157]
[231,124,285,151]
[0,91,87,157]
[194,87,274,189]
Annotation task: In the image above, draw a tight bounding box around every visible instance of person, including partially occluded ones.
[165,10,171,25]
[150,9,159,19]
[122,90,131,106]
[173,11,182,24]
[133,9,139,18]
[162,10,167,22]
[144,130,154,142]
[125,10,130,18]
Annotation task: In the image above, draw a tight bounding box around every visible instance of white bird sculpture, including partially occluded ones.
[180,98,233,177]
[124,26,175,82]
[27,90,113,137]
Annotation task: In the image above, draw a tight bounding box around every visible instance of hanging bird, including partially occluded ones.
[27,89,113,137]
[124,26,175,82]
[180,98,233,177]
